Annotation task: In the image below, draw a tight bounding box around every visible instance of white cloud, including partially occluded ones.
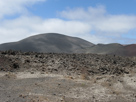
[60,5,106,20]
[0,16,91,44]
[93,15,136,34]
[0,0,46,19]
[0,2,136,44]
[60,5,136,36]
[1,15,134,44]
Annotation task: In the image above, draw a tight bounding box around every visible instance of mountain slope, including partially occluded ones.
[85,43,126,55]
[82,43,136,56]
[0,33,136,56]
[0,33,94,53]
[125,44,136,56]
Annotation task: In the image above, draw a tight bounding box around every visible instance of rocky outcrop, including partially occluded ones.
[0,50,136,76]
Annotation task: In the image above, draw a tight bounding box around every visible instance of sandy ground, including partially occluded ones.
[0,72,136,102]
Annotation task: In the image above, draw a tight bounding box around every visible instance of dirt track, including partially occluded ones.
[0,72,136,102]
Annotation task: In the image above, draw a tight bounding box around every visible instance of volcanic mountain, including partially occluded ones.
[0,33,94,53]
[0,33,136,56]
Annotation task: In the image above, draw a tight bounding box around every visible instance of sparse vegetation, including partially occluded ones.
[4,72,17,79]
[0,51,136,102]
[1,51,135,76]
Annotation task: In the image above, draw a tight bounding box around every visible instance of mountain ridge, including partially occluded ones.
[0,33,94,53]
[0,33,136,56]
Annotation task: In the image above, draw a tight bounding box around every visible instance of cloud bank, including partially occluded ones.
[0,1,136,44]
[0,0,45,19]
[60,5,136,35]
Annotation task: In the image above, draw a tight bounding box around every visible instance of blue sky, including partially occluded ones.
[31,0,136,16]
[0,0,136,44]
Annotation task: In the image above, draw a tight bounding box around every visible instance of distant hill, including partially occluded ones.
[78,43,136,56]
[0,33,136,56]
[0,33,94,53]
[125,44,136,56]
[79,43,126,55]
[86,43,136,56]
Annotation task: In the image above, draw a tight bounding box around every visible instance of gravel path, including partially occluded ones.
[0,72,136,102]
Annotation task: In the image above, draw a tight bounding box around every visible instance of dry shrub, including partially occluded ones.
[80,74,90,80]
[111,90,122,95]
[101,80,123,95]
[64,75,74,80]
[4,72,17,79]
[26,95,49,102]
[80,68,90,80]
[101,81,112,88]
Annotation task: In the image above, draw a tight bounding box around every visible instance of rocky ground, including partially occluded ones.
[0,50,136,102]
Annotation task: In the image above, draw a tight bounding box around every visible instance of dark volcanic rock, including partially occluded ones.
[0,51,136,76]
